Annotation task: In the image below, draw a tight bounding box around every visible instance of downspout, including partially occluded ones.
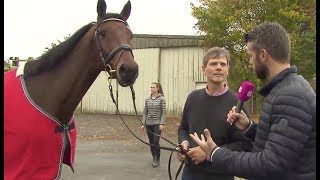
[157,47,161,82]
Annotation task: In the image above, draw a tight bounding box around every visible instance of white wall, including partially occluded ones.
[77,47,207,117]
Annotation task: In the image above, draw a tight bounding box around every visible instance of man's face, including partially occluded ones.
[246,43,268,80]
[202,57,229,84]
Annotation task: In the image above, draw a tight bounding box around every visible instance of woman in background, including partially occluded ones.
[141,82,166,167]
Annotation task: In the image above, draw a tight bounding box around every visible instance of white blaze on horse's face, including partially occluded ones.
[96,0,139,87]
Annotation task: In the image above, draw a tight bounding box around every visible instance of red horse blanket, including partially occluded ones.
[4,67,77,180]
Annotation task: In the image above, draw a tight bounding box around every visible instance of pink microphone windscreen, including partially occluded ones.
[237,81,255,101]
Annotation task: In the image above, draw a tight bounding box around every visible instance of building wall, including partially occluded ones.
[160,47,206,116]
[77,46,207,117]
[117,48,160,115]
[77,48,161,114]
[131,34,203,49]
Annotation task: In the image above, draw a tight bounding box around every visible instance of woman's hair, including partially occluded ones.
[152,82,164,96]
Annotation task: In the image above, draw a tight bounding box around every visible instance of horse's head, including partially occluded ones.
[94,0,138,87]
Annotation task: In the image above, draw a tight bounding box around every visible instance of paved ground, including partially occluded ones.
[60,113,246,180]
[60,113,184,180]
[61,140,183,180]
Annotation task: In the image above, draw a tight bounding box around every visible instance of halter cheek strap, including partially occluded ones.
[94,18,133,75]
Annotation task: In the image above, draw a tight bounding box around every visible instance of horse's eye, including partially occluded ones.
[99,31,106,37]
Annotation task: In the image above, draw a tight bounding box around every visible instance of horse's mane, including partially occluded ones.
[24,22,94,76]
[24,13,128,77]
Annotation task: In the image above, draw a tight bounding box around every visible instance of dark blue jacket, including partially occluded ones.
[210,66,316,180]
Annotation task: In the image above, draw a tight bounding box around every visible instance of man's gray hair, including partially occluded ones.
[203,47,230,66]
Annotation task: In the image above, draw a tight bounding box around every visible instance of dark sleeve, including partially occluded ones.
[243,121,257,141]
[210,94,314,178]
[220,128,253,151]
[178,99,190,144]
[241,103,257,141]
[220,105,253,151]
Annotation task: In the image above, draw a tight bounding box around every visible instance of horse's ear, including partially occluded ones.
[97,0,107,21]
[120,0,131,20]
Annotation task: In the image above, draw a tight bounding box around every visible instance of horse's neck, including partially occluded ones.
[24,44,100,124]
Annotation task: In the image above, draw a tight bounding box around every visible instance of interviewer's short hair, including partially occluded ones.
[244,22,291,63]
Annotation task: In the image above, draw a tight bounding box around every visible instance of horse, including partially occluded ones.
[4,0,138,179]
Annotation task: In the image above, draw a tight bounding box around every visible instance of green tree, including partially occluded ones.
[191,0,316,115]
[191,0,316,88]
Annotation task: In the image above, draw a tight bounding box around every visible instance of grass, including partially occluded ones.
[4,65,16,72]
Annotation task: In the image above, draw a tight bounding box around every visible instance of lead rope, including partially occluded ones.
[106,78,185,180]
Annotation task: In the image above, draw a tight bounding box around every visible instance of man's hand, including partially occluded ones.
[176,141,189,162]
[186,146,207,164]
[140,125,144,131]
[189,129,217,156]
[159,124,164,131]
[176,152,185,162]
[227,106,250,130]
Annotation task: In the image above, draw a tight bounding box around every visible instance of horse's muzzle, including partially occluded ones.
[117,63,138,87]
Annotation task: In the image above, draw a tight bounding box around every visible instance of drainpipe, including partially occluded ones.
[157,48,161,82]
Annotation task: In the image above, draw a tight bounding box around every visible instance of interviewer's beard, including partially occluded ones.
[255,56,268,80]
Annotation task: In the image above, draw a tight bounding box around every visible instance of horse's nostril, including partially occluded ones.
[119,64,129,73]
[118,64,138,85]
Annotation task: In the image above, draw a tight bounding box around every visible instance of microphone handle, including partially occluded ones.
[235,101,244,113]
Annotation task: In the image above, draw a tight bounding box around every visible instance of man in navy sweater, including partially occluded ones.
[177,47,253,180]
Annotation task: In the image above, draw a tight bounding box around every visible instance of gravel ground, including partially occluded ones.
[74,113,180,143]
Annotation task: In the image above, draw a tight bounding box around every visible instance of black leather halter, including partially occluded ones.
[94,18,133,76]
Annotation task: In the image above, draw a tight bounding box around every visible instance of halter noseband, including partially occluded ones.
[94,18,133,76]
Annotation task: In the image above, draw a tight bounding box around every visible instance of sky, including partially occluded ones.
[4,0,201,59]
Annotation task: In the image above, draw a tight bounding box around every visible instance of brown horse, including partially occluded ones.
[4,0,138,179]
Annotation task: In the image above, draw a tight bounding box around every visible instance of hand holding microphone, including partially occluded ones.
[236,81,254,112]
[227,81,254,130]
[227,106,250,130]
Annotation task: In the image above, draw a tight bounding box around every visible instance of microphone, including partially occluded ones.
[236,81,255,113]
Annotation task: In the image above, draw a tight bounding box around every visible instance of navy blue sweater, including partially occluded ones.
[178,88,252,177]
